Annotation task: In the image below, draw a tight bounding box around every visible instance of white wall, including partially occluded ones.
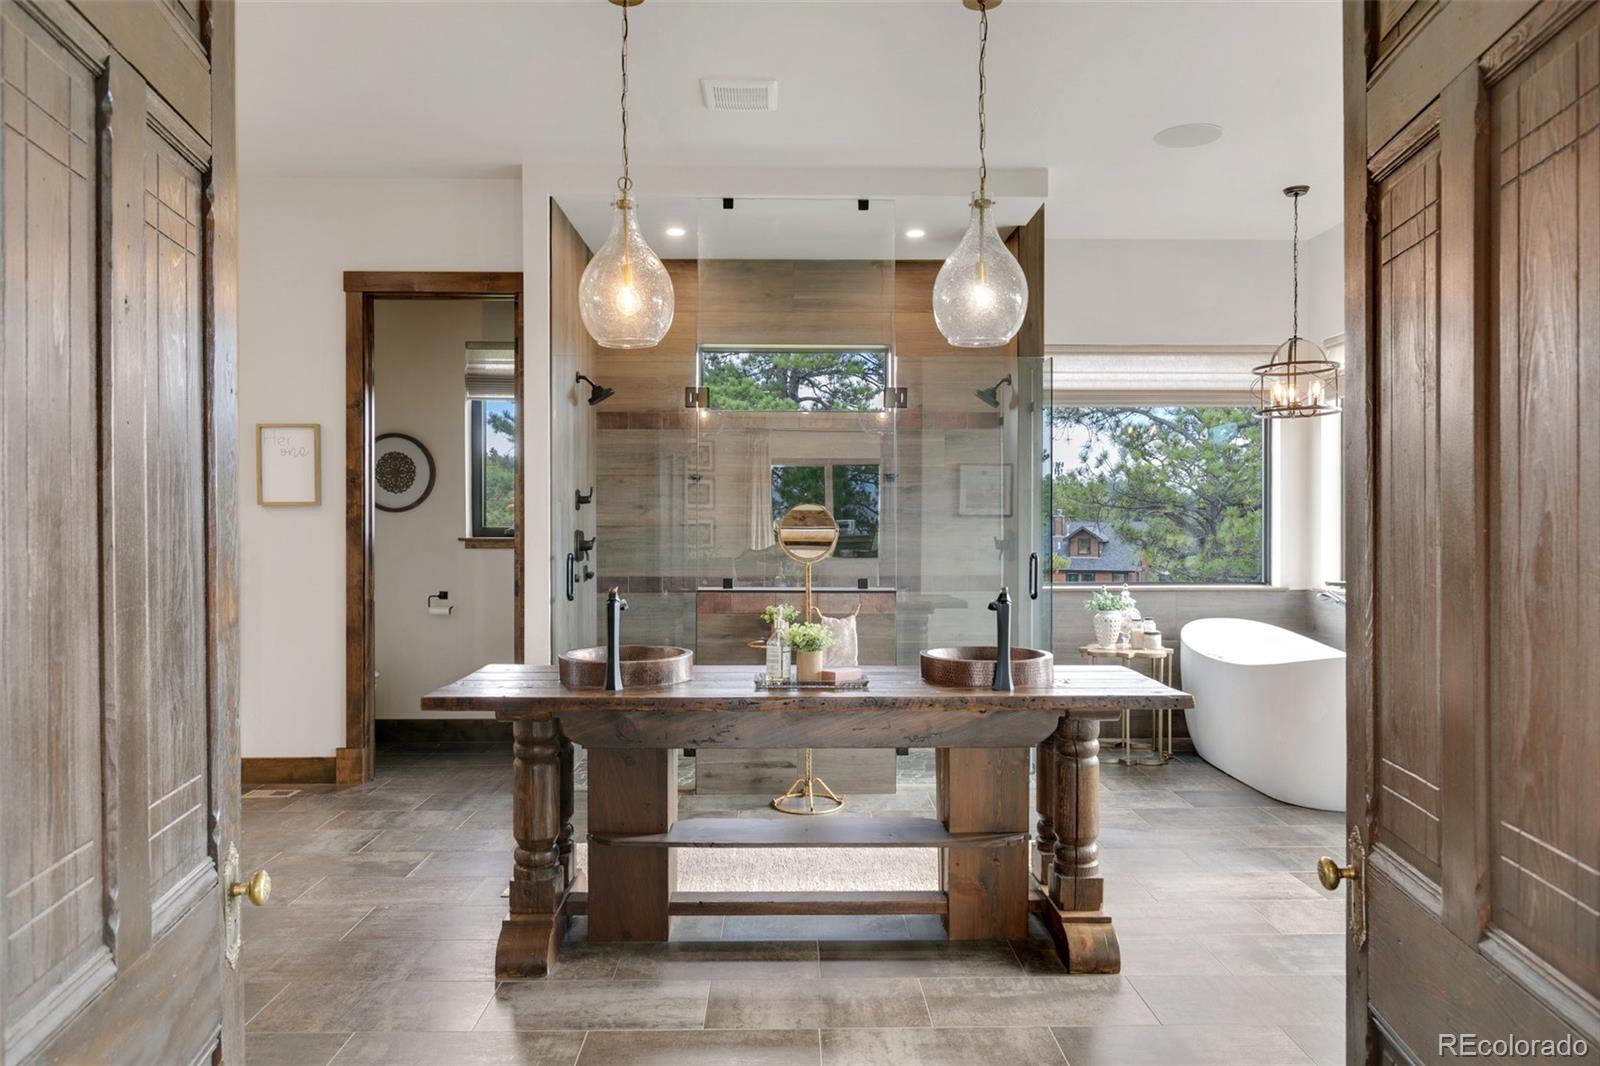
[238,175,521,758]
[1044,227,1342,348]
[372,300,514,722]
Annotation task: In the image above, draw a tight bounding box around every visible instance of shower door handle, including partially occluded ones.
[565,553,576,602]
[1028,553,1040,600]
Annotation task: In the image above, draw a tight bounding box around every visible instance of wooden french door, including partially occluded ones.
[1343,2,1599,1061]
[0,1,242,1062]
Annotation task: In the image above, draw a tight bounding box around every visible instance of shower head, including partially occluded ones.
[975,374,1013,409]
[576,373,614,406]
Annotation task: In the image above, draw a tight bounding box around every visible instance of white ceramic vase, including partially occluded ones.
[1093,611,1124,649]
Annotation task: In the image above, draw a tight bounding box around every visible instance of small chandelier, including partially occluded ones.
[1254,185,1339,419]
[932,0,1027,348]
[578,0,674,349]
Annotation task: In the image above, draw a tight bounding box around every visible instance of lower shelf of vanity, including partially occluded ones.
[587,815,1027,849]
[565,890,950,917]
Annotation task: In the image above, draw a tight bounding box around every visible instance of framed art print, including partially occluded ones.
[374,433,436,512]
[257,423,321,506]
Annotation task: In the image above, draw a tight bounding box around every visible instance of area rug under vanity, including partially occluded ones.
[571,842,938,891]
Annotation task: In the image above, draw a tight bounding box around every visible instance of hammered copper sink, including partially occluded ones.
[920,646,1055,688]
[558,645,694,688]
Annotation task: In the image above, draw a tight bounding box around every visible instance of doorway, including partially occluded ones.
[343,272,524,784]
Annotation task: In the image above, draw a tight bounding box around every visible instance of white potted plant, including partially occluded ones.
[1084,587,1127,649]
[785,622,834,682]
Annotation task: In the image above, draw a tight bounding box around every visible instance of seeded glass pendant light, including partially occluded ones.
[933,0,1027,349]
[579,0,674,349]
[1253,186,1340,418]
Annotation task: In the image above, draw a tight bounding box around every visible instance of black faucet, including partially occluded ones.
[988,586,1013,692]
[604,587,629,691]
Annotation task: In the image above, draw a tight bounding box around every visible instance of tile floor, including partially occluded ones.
[242,749,1346,1065]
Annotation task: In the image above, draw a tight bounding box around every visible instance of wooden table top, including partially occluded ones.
[421,664,1193,719]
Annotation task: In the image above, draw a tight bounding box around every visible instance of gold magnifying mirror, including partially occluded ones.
[770,505,844,815]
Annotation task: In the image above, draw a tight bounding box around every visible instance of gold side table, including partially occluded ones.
[1079,644,1175,766]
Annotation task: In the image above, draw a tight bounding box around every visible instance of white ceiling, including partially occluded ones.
[236,0,1343,242]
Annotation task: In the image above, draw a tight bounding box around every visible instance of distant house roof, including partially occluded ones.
[1054,522,1144,574]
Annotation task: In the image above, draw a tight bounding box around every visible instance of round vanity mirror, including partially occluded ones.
[773,504,839,565]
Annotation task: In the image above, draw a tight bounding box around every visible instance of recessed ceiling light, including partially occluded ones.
[665,226,687,238]
[1153,123,1223,149]
[905,228,926,240]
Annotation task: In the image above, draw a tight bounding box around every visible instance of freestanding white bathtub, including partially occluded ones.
[1180,617,1346,811]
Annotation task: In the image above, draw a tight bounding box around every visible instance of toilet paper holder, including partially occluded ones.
[427,591,454,616]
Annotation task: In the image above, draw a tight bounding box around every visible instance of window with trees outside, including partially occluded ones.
[1050,405,1267,585]
[698,348,888,411]
[771,463,880,558]
[470,399,516,537]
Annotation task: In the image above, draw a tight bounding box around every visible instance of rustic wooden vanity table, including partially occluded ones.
[421,664,1192,979]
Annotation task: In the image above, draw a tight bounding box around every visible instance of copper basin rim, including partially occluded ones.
[919,646,1055,688]
[558,645,694,688]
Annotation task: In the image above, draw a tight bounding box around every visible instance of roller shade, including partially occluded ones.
[465,342,515,399]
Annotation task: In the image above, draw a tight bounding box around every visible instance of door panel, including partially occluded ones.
[1374,140,1445,887]
[0,7,115,1056]
[1488,10,1599,1001]
[1349,2,1600,1061]
[0,1,240,1062]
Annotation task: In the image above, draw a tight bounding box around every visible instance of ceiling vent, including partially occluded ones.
[701,78,778,113]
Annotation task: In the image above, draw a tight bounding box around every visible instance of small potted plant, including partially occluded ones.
[1083,587,1127,649]
[760,603,800,634]
[785,622,834,682]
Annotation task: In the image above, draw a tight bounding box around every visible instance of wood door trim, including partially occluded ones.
[342,271,524,784]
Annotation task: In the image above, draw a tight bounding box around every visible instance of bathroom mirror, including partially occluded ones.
[773,504,839,565]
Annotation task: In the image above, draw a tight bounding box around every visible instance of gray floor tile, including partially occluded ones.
[476,979,710,1030]
[345,903,508,941]
[723,915,910,941]
[1129,975,1345,1026]
[1282,1023,1346,1066]
[1250,899,1347,935]
[919,975,1157,1027]
[1174,789,1285,808]
[329,1030,585,1066]
[1051,1023,1314,1065]
[249,978,496,1033]
[244,979,289,1024]
[1201,933,1345,976]
[294,876,483,905]
[244,1032,353,1066]
[706,977,930,1029]
[365,828,515,852]
[245,938,434,980]
[1113,935,1225,976]
[245,902,376,944]
[579,1028,823,1065]
[407,851,515,879]
[820,1026,1066,1066]
[670,915,727,939]
[320,808,477,830]
[1137,872,1322,902]
[818,939,1022,978]
[612,940,821,979]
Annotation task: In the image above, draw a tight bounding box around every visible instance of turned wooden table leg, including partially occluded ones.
[496,717,567,978]
[1036,715,1121,974]
[1035,739,1056,885]
[558,731,575,891]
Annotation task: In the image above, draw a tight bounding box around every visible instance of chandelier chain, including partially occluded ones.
[1291,189,1299,348]
[977,0,988,201]
[618,0,632,198]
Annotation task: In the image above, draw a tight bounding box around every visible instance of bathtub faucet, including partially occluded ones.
[1316,588,1347,607]
[989,586,1013,693]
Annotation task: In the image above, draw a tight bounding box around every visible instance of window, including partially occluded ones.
[699,347,888,411]
[470,399,516,537]
[1075,535,1093,556]
[771,463,880,558]
[1050,405,1267,584]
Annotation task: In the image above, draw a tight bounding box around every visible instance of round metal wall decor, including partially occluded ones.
[374,433,435,512]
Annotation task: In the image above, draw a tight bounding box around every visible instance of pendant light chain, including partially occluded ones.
[617,0,632,199]
[977,0,989,202]
[1290,189,1299,349]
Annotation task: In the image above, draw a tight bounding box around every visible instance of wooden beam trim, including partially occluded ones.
[241,757,337,786]
[342,271,522,295]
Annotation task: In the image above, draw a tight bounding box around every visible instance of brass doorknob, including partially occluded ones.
[229,869,271,906]
[1317,856,1356,891]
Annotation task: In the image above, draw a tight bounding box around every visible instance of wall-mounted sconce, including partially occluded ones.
[684,386,711,409]
[882,387,908,410]
[576,373,614,406]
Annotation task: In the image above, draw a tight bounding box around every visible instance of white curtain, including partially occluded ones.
[748,436,774,552]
